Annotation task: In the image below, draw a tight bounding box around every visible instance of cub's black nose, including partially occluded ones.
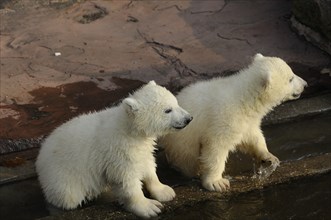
[185,116,193,125]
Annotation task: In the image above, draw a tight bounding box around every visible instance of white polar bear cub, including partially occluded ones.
[160,54,307,192]
[36,81,192,218]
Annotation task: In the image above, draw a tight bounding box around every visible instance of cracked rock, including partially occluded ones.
[66,1,108,24]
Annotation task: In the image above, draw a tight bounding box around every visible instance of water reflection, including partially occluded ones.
[264,113,331,161]
[0,179,49,220]
[166,174,331,220]
[226,113,331,176]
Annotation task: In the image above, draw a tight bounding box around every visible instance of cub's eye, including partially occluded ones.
[164,108,172,114]
[289,77,294,83]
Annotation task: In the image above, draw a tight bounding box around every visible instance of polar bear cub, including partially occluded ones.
[36,81,192,218]
[160,54,307,192]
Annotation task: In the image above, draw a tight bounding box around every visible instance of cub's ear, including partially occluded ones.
[254,53,264,61]
[148,80,157,86]
[123,97,139,114]
[261,71,271,89]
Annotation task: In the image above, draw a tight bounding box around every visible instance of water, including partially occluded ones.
[165,174,331,220]
[163,113,331,219]
[0,179,49,220]
[252,113,331,180]
[0,113,330,219]
[2,175,330,220]
[226,113,331,176]
[264,113,331,162]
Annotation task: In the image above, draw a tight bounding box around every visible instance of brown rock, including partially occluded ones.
[66,1,108,24]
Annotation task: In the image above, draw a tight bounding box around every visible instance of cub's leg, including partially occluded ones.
[43,176,88,210]
[240,129,280,168]
[113,179,163,218]
[199,139,232,192]
[143,168,176,202]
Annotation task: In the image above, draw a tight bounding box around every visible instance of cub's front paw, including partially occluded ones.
[202,177,230,192]
[255,152,280,178]
[126,198,163,218]
[261,152,280,169]
[150,184,176,202]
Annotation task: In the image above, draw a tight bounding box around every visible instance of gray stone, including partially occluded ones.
[291,16,331,55]
[292,0,331,40]
[291,0,331,55]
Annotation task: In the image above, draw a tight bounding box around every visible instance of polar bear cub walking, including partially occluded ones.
[36,81,192,218]
[160,54,307,192]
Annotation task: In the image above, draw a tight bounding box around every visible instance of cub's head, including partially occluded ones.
[252,53,307,105]
[123,81,192,137]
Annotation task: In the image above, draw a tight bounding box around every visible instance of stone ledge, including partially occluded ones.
[38,153,331,220]
[263,93,331,125]
[291,16,331,56]
[0,160,36,185]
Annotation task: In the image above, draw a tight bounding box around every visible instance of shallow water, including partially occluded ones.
[0,179,48,220]
[165,174,331,220]
[2,174,330,220]
[0,113,330,219]
[226,113,331,176]
[264,113,331,161]
[164,113,331,219]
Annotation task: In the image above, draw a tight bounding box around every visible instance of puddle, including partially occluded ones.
[164,174,331,220]
[0,178,49,220]
[1,173,330,220]
[0,77,144,152]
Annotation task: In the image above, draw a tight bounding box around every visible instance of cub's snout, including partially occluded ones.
[185,116,193,125]
[173,115,193,130]
[291,77,308,100]
[183,115,193,128]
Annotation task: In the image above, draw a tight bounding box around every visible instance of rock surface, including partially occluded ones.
[292,0,331,40]
[291,0,331,55]
[38,153,331,220]
[1,0,330,143]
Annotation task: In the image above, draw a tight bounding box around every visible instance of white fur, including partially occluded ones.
[160,54,307,192]
[36,81,192,218]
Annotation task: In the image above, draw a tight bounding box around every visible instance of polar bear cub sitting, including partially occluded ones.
[36,81,192,218]
[160,54,307,192]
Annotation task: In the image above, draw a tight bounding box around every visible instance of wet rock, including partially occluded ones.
[66,1,108,24]
[292,0,331,40]
[291,0,331,55]
[263,93,331,125]
[0,78,144,140]
[0,156,26,167]
[0,138,42,154]
[0,161,36,185]
[38,153,331,220]
[321,68,331,77]
[291,16,331,56]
